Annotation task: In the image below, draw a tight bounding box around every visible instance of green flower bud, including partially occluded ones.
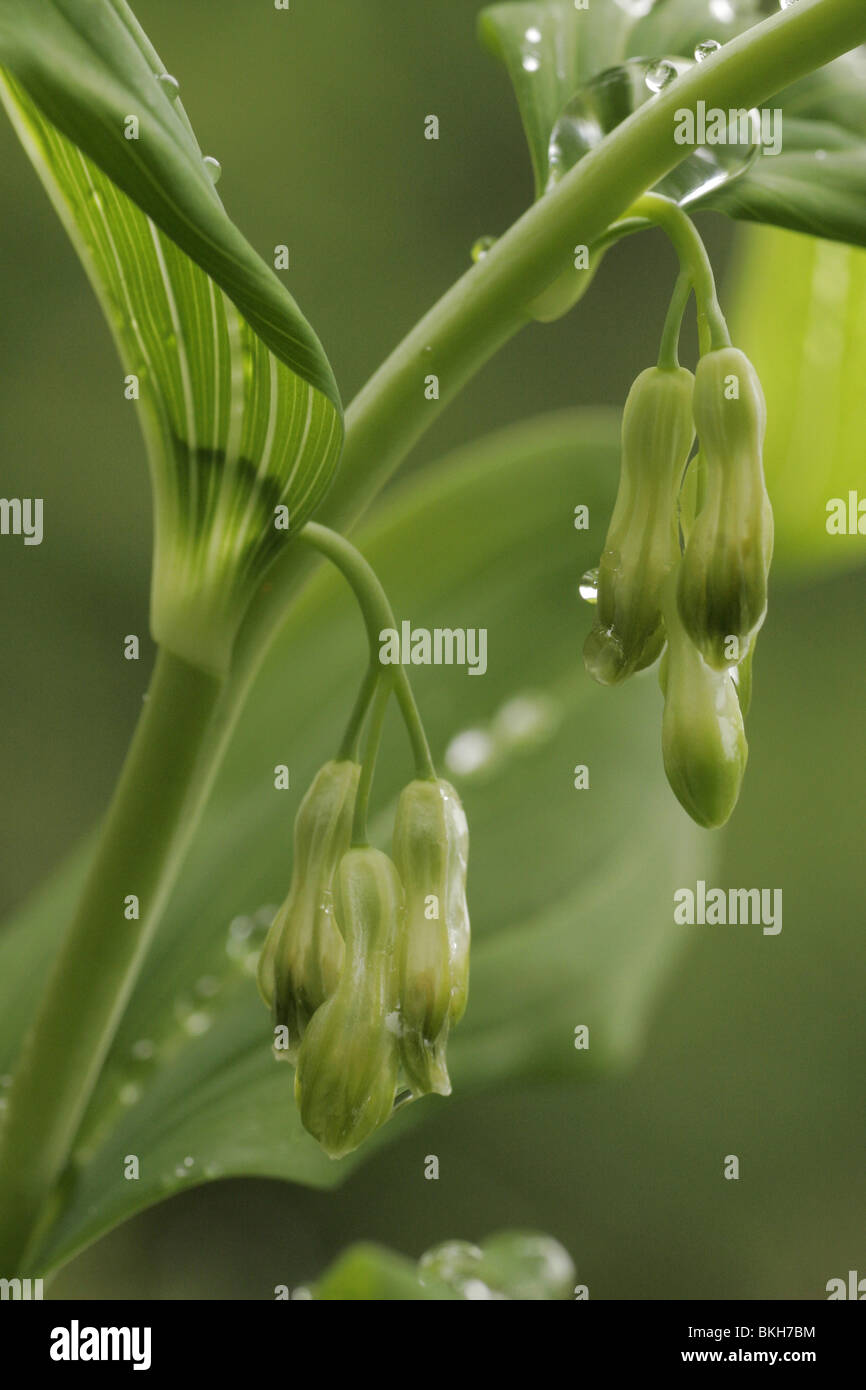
[257,760,359,1060]
[584,365,695,685]
[295,847,403,1158]
[392,778,470,1097]
[678,346,774,670]
[660,574,748,829]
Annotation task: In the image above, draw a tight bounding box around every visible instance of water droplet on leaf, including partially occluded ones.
[157,73,181,99]
[444,728,495,777]
[613,0,660,15]
[203,155,222,184]
[522,55,540,73]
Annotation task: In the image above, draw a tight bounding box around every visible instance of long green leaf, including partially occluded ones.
[0,1,343,671]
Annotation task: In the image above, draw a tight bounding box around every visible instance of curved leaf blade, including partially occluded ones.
[0,0,339,403]
[0,1,343,670]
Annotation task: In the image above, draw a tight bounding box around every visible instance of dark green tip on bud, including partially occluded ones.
[257,759,359,1061]
[392,778,470,1097]
[677,347,774,671]
[660,573,748,829]
[584,365,695,685]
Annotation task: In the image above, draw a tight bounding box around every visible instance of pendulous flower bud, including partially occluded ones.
[257,759,359,1061]
[584,365,695,685]
[677,346,774,670]
[392,778,470,1097]
[660,573,748,829]
[294,847,403,1158]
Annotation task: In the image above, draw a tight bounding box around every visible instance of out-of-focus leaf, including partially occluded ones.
[728,222,866,575]
[702,53,866,247]
[0,410,710,1272]
[0,0,342,670]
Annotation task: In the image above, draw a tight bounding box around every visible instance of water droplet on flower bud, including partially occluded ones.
[694,40,722,62]
[203,155,222,184]
[157,72,181,98]
[471,235,497,263]
[579,569,599,604]
[645,60,677,94]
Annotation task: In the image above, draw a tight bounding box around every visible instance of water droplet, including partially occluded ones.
[579,568,599,604]
[444,729,496,777]
[645,60,677,93]
[203,155,222,184]
[709,0,735,19]
[184,1010,213,1036]
[547,58,760,205]
[814,149,827,161]
[174,1164,190,1179]
[471,235,497,263]
[525,26,542,44]
[183,1155,195,1167]
[779,0,799,9]
[119,1083,141,1107]
[492,694,558,749]
[131,1038,155,1061]
[613,0,659,15]
[195,974,220,999]
[229,916,254,941]
[522,55,540,73]
[157,72,181,99]
[694,40,722,62]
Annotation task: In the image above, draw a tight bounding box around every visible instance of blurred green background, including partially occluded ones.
[0,0,863,1298]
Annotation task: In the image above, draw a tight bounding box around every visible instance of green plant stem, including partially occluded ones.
[298,523,435,780]
[338,662,379,761]
[0,650,223,1270]
[351,676,393,847]
[2,0,864,1274]
[630,194,729,351]
[658,271,694,371]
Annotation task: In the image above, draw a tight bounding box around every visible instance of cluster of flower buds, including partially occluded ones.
[584,346,773,829]
[258,767,470,1158]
